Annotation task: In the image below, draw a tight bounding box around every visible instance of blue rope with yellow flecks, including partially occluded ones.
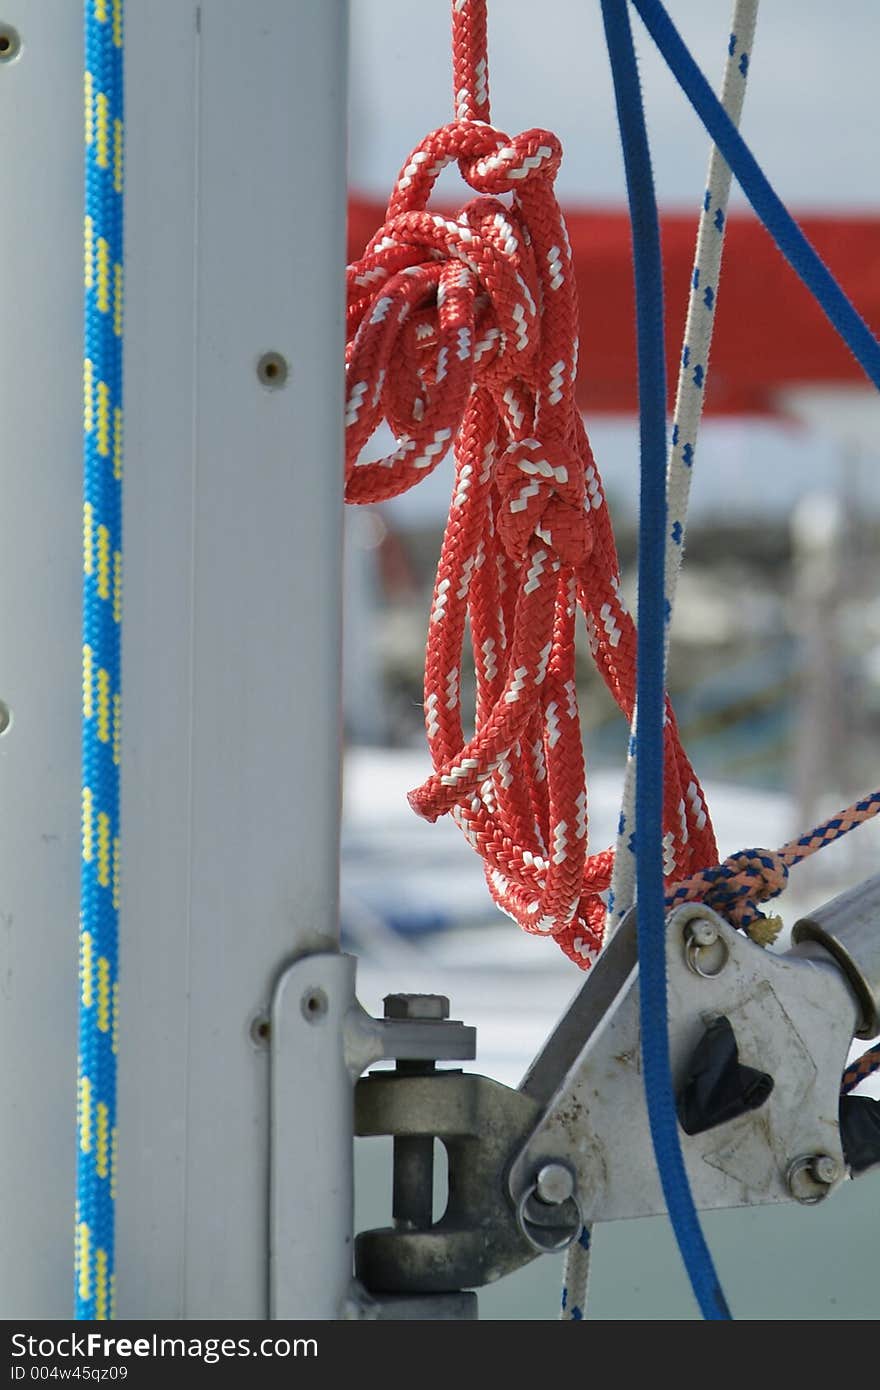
[77,0,123,1322]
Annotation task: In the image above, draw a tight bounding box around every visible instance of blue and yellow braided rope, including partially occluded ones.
[77,0,123,1322]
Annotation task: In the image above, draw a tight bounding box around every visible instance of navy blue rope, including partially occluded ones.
[600,0,731,1321]
[630,0,880,390]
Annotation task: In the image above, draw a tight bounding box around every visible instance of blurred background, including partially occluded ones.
[341,1,880,1318]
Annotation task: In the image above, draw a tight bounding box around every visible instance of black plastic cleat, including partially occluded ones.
[677,1014,774,1137]
[839,1095,880,1175]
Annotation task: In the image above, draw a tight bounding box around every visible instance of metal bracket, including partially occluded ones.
[509,902,860,1223]
[269,953,476,1319]
[354,1069,541,1294]
[271,879,875,1309]
[342,1280,478,1320]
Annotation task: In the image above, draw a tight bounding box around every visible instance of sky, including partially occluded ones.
[346,1,880,523]
[349,0,880,210]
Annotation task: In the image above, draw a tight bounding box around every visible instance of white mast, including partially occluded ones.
[0,0,84,1321]
[0,0,349,1318]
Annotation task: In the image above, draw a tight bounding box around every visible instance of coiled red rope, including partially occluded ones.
[344,0,718,965]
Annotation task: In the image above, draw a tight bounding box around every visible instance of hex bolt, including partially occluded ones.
[534,1162,575,1206]
[384,994,450,1232]
[383,993,450,1021]
[391,1135,435,1232]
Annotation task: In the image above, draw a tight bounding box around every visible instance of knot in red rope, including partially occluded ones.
[455,127,563,197]
[495,436,592,568]
[344,120,575,511]
[343,0,720,970]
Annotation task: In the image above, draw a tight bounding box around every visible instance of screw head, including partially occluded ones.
[256,350,288,388]
[249,1014,271,1047]
[534,1162,575,1206]
[300,987,329,1023]
[0,27,21,63]
[383,993,450,1021]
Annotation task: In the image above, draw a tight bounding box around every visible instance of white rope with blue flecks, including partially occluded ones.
[560,0,759,1320]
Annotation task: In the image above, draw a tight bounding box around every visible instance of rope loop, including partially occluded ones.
[668,845,789,928]
[458,127,563,197]
[495,437,592,567]
[345,122,562,504]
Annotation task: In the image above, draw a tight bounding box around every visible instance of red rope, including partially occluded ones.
[452,0,491,123]
[344,0,716,966]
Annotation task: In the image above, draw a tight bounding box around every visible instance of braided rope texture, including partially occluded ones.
[601,0,731,1322]
[77,0,123,1322]
[668,787,880,934]
[560,1224,591,1322]
[842,1045,880,1095]
[347,0,880,976]
[608,0,758,935]
[562,0,759,1323]
[345,0,717,968]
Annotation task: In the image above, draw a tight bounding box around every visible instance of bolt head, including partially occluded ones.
[787,1152,840,1203]
[384,993,450,1021]
[812,1154,840,1185]
[689,919,719,948]
[535,1162,575,1205]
